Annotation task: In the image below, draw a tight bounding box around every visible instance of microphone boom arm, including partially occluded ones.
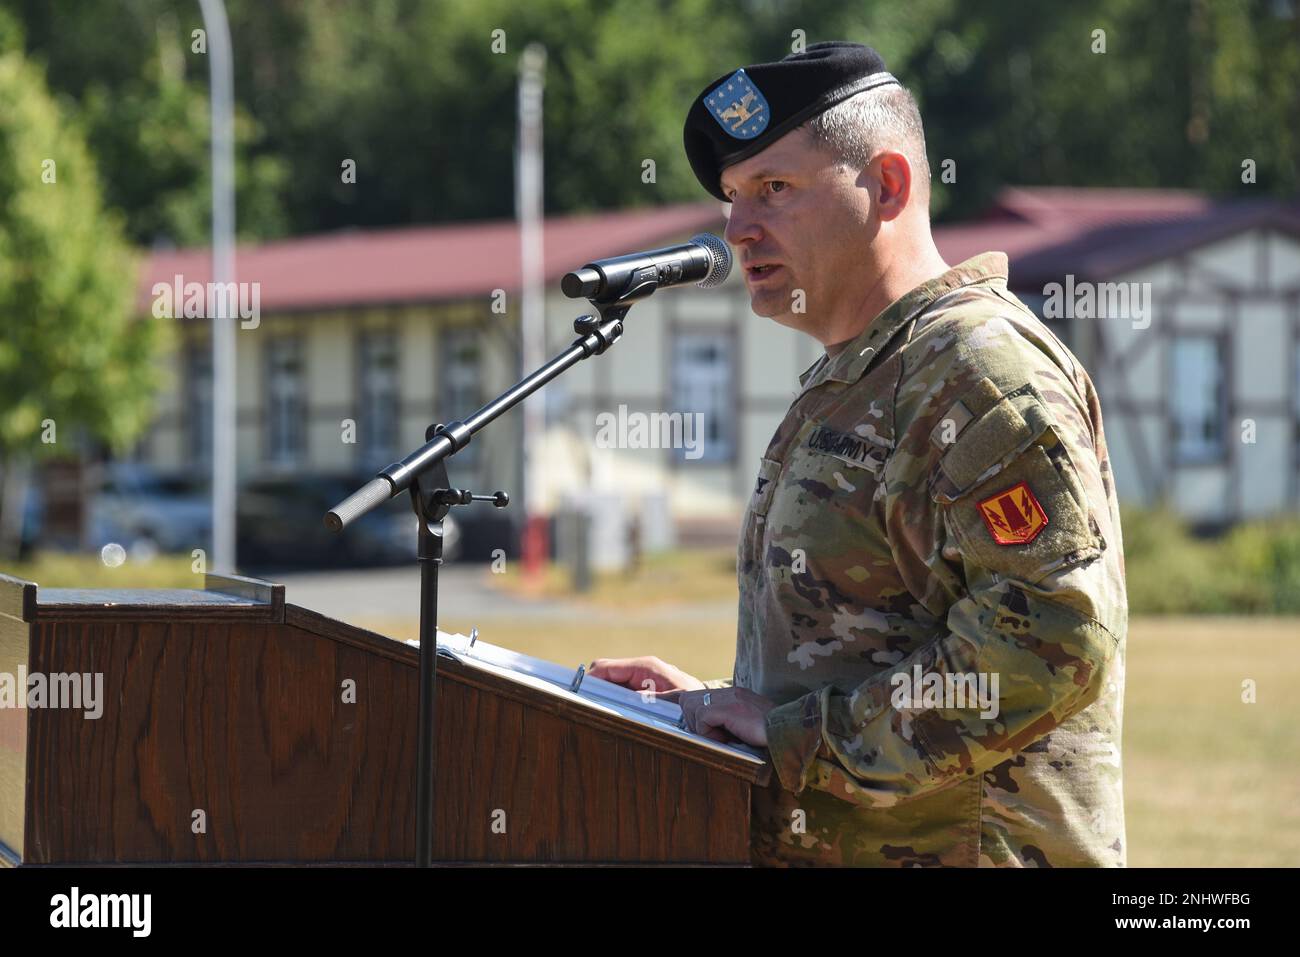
[325,303,630,531]
[321,237,721,868]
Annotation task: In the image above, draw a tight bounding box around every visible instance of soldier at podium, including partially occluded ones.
[591,42,1128,867]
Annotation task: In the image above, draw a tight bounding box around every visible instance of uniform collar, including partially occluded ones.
[797,251,1010,390]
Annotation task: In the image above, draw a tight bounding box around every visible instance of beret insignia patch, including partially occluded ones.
[977,481,1049,545]
[705,68,770,139]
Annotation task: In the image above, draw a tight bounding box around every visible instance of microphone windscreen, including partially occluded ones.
[690,233,731,288]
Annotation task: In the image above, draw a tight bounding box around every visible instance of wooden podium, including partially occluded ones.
[0,572,769,866]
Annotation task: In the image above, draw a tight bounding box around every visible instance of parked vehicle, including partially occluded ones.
[86,464,212,557]
[237,473,458,570]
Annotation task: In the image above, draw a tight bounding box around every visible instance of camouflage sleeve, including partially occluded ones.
[763,315,1125,806]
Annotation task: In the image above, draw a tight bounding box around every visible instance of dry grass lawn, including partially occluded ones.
[368,611,1300,868]
[7,551,1295,866]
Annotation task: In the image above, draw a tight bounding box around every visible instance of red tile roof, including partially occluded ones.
[983,186,1213,227]
[139,203,726,313]
[139,188,1300,314]
[935,187,1300,287]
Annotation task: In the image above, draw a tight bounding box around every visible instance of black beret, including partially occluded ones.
[683,41,900,202]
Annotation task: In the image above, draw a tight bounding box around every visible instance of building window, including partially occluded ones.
[358,330,399,469]
[266,336,305,467]
[185,339,213,468]
[671,330,734,463]
[1171,335,1225,464]
[438,327,481,466]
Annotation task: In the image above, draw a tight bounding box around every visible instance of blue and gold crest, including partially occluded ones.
[705,68,770,140]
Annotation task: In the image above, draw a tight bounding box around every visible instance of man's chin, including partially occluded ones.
[747,291,786,320]
[749,296,804,330]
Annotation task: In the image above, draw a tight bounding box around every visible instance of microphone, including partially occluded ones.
[561,233,731,303]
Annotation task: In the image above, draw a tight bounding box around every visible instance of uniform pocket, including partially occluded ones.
[928,385,1105,585]
[929,383,1056,502]
[944,445,1102,584]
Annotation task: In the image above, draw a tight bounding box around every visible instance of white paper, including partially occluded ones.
[416,631,764,762]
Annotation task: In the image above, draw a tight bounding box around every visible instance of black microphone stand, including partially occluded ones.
[327,297,635,868]
[409,451,508,869]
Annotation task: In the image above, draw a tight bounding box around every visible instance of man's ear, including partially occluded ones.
[872,151,912,222]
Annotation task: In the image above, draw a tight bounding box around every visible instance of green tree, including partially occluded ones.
[3,0,288,245]
[0,25,164,557]
[4,0,1296,239]
[901,0,1300,220]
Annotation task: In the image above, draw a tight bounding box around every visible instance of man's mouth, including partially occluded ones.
[746,263,783,281]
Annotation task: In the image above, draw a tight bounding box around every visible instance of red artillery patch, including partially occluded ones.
[976,481,1049,545]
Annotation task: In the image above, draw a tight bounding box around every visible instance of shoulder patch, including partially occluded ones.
[976,481,1048,545]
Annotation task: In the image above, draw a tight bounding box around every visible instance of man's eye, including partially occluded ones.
[765,181,788,194]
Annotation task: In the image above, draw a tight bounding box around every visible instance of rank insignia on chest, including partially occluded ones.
[976,481,1049,545]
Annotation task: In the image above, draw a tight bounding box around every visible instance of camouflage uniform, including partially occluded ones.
[723,252,1127,867]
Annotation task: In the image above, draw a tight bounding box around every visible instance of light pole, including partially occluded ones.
[198,0,237,572]
[517,43,547,580]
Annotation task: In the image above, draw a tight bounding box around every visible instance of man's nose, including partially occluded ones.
[723,201,761,248]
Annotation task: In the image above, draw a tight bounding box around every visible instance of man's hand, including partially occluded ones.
[587,655,705,695]
[675,686,775,746]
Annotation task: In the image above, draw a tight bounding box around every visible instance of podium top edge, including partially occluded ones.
[0,571,286,623]
[0,572,37,622]
[203,572,285,607]
[30,587,281,622]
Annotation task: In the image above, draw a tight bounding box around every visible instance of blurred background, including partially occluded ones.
[1,0,1298,865]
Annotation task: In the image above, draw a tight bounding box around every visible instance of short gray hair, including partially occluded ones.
[798,86,930,195]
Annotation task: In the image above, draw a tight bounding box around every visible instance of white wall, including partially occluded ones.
[1101,227,1300,522]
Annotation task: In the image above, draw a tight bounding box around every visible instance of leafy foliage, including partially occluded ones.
[3,0,1291,241]
[1122,506,1300,614]
[0,31,163,459]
